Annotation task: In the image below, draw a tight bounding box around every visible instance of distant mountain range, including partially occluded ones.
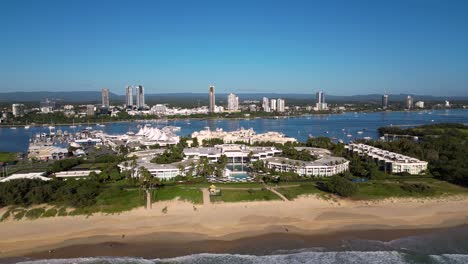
[0,91,466,104]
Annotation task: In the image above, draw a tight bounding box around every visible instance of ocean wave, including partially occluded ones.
[16,251,468,264]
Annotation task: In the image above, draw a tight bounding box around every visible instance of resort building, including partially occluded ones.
[345,143,428,175]
[118,158,196,179]
[183,144,282,163]
[264,156,349,177]
[28,145,69,161]
[54,170,101,180]
[191,128,297,145]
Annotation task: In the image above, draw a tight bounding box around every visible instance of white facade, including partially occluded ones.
[12,104,25,117]
[277,98,285,112]
[346,143,428,175]
[262,97,270,112]
[265,156,349,177]
[125,86,133,106]
[191,128,297,145]
[227,93,239,111]
[270,99,277,111]
[315,91,328,110]
[406,96,413,110]
[415,101,424,108]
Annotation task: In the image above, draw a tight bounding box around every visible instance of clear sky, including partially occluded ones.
[1,0,467,96]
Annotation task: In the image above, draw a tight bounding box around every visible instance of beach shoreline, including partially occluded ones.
[1,195,468,259]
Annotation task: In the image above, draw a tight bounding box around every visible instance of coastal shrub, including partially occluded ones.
[400,183,435,195]
[0,209,12,222]
[321,176,358,197]
[13,209,26,220]
[25,208,45,220]
[43,208,58,217]
[57,207,68,216]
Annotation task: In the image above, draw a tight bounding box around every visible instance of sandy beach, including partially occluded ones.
[1,195,468,259]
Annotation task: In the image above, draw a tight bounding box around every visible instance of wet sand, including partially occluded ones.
[26,227,450,259]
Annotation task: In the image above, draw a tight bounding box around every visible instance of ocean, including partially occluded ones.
[10,225,468,264]
[1,109,468,153]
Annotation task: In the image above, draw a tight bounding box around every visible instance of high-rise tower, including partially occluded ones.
[125,86,133,107]
[315,91,327,110]
[101,88,110,108]
[382,94,389,109]
[406,95,413,110]
[209,85,215,113]
[227,93,239,111]
[136,85,145,109]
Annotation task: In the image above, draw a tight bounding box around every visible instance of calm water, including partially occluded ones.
[1,109,467,153]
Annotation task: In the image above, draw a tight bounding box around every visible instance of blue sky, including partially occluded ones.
[0,0,467,96]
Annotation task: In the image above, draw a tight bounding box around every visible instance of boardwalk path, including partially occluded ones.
[202,188,211,205]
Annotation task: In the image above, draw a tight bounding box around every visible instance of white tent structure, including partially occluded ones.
[135,126,179,146]
[0,172,50,182]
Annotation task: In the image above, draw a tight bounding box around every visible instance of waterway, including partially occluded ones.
[1,109,467,153]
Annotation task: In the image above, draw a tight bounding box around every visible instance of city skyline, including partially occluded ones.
[1,0,467,96]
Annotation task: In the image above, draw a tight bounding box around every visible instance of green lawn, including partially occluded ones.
[275,183,324,200]
[211,188,281,203]
[351,178,468,200]
[0,152,16,163]
[153,185,203,204]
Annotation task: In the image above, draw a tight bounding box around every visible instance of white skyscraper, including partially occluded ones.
[101,88,110,108]
[262,97,270,112]
[136,85,145,109]
[406,95,413,110]
[270,99,277,111]
[277,98,285,112]
[315,91,328,110]
[227,93,239,111]
[125,86,133,107]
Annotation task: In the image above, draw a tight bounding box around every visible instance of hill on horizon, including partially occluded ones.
[0,91,466,104]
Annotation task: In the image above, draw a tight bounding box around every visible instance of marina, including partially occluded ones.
[0,109,467,153]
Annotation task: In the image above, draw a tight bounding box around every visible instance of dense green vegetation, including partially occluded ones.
[375,123,468,186]
[319,176,358,197]
[211,188,280,203]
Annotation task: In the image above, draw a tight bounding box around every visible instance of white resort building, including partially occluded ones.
[264,156,349,177]
[183,144,282,163]
[345,143,428,175]
[191,128,297,145]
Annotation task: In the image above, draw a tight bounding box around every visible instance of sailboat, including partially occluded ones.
[70,119,77,129]
[85,121,93,130]
[24,125,30,129]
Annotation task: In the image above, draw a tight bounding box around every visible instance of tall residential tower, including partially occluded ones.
[136,85,145,109]
[382,94,389,109]
[209,85,215,113]
[315,91,327,110]
[227,93,239,111]
[101,88,110,108]
[125,86,133,107]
